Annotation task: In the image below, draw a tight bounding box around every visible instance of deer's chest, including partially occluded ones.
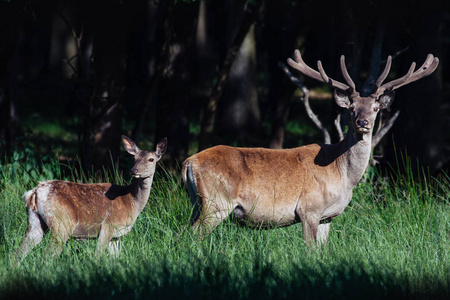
[320,188,353,220]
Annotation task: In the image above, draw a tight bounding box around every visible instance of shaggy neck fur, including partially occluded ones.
[338,125,372,187]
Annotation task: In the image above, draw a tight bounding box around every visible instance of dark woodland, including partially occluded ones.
[0,0,449,176]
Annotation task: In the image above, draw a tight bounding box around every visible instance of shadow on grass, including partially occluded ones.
[2,259,446,300]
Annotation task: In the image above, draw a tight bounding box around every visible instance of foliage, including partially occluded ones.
[0,154,448,299]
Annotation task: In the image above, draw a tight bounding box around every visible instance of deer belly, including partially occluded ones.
[72,223,102,238]
[112,223,134,238]
[233,202,297,227]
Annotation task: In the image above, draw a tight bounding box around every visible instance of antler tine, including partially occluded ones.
[375,55,392,88]
[339,55,357,94]
[287,50,325,83]
[375,62,416,96]
[287,50,351,92]
[317,60,352,92]
[392,54,439,89]
[376,54,439,97]
[317,61,331,84]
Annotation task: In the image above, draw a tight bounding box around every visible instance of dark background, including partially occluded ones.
[0,0,449,175]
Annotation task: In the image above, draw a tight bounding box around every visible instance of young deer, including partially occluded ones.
[16,136,167,259]
[182,50,438,245]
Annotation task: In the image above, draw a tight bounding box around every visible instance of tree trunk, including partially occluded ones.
[217,25,261,140]
[263,0,302,149]
[131,0,168,143]
[80,1,135,172]
[268,81,296,149]
[154,1,199,167]
[0,1,23,154]
[197,0,262,151]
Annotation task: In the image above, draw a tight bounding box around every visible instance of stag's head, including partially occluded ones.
[287,50,439,135]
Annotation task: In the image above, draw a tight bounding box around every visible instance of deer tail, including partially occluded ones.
[182,161,198,205]
[23,189,38,212]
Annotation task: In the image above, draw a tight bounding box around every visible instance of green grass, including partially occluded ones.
[0,157,448,299]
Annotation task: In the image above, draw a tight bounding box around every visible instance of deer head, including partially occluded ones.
[287,50,439,135]
[122,136,167,179]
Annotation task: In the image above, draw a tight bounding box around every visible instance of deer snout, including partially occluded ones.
[356,119,368,127]
[355,119,370,133]
[130,168,140,178]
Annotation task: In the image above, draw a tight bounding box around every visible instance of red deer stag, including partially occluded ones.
[182,50,438,245]
[16,136,167,259]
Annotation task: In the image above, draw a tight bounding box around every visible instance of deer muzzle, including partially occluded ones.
[355,119,370,133]
[130,168,141,178]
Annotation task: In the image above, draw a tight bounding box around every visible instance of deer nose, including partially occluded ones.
[356,119,369,128]
[130,168,138,175]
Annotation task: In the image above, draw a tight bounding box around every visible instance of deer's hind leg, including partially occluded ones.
[186,167,235,239]
[47,217,71,257]
[191,195,236,239]
[16,208,45,260]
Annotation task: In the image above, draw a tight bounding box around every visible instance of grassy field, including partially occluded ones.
[0,156,449,300]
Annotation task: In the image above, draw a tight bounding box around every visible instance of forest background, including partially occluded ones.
[0,0,449,176]
[0,1,449,299]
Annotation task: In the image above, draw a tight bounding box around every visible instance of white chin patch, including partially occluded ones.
[357,127,370,134]
[133,174,141,178]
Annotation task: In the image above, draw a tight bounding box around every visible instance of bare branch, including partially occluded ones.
[381,47,409,64]
[334,113,344,141]
[57,7,83,77]
[62,55,79,76]
[371,110,400,149]
[279,62,331,144]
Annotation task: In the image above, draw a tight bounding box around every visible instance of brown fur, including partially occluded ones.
[34,180,136,238]
[183,51,438,245]
[16,136,167,259]
[182,141,353,243]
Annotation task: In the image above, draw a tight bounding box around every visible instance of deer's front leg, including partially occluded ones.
[301,212,321,246]
[108,239,120,258]
[97,224,113,255]
[316,222,331,245]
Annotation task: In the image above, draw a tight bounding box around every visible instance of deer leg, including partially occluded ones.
[108,239,120,258]
[191,199,234,239]
[316,222,331,245]
[96,224,113,255]
[301,213,320,246]
[15,209,44,260]
[45,208,75,257]
[48,224,70,257]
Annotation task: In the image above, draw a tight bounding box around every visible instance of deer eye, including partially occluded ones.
[149,158,154,162]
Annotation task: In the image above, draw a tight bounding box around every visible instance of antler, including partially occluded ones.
[373,54,439,97]
[287,50,359,96]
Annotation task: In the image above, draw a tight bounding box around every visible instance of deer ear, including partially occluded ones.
[156,138,167,158]
[122,135,141,155]
[378,90,395,109]
[334,89,351,108]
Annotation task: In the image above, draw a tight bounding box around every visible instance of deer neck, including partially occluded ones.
[131,176,154,213]
[336,126,372,187]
